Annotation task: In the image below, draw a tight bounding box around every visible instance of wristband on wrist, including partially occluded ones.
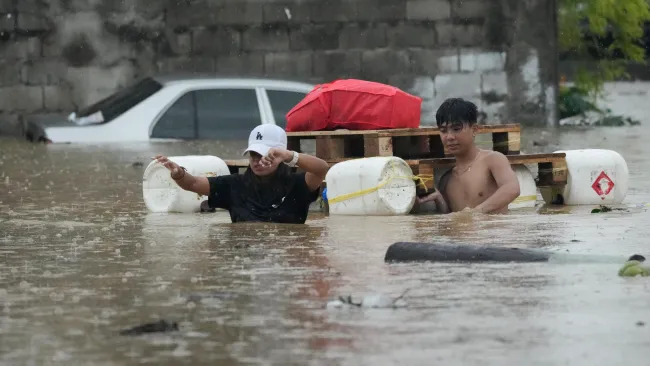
[284,151,299,167]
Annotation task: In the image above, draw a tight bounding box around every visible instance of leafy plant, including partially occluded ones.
[558,85,601,119]
[558,0,650,99]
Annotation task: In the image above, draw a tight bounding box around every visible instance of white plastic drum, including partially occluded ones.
[551,149,629,205]
[142,155,231,213]
[509,165,538,209]
[325,156,416,216]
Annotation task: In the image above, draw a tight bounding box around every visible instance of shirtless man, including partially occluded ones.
[418,98,520,214]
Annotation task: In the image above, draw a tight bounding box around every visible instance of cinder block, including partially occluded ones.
[0,0,13,12]
[408,48,443,75]
[156,57,215,74]
[264,52,312,78]
[290,24,340,51]
[407,0,451,21]
[451,0,490,20]
[312,50,362,79]
[475,51,505,71]
[356,0,406,21]
[0,13,15,31]
[310,0,358,22]
[339,23,387,49]
[263,2,311,23]
[0,85,44,112]
[454,23,483,47]
[437,54,458,73]
[481,71,507,94]
[215,53,265,75]
[16,12,50,32]
[16,0,41,13]
[167,1,262,28]
[434,72,482,100]
[43,86,75,111]
[360,49,411,83]
[387,22,436,48]
[435,21,454,46]
[21,60,67,85]
[0,112,22,137]
[242,26,289,52]
[59,0,95,12]
[162,30,191,56]
[217,1,263,25]
[0,60,21,87]
[459,49,476,72]
[192,28,241,56]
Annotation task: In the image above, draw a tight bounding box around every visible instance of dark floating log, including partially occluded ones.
[384,242,552,263]
[119,319,179,336]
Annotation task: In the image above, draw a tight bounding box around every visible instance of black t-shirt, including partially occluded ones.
[207,172,320,224]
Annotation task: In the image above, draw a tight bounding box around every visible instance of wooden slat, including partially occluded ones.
[285,124,521,138]
[409,153,565,168]
[492,131,521,155]
[376,124,521,137]
[224,153,566,170]
[363,135,393,156]
[315,136,345,159]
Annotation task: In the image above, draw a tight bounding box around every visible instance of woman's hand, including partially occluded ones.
[153,155,185,179]
[260,148,292,167]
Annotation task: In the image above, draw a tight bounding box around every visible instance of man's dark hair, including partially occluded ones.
[435,98,478,128]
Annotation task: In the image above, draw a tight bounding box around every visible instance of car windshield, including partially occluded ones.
[75,77,164,124]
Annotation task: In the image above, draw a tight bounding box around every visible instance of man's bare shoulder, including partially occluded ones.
[483,150,511,166]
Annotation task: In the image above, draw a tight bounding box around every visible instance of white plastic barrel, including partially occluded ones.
[551,149,629,205]
[325,156,416,216]
[508,165,538,209]
[142,155,231,213]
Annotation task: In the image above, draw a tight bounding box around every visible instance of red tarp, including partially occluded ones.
[285,79,422,132]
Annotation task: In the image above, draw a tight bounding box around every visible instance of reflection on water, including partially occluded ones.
[2,125,650,365]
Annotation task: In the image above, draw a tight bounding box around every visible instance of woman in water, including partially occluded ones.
[153,124,329,224]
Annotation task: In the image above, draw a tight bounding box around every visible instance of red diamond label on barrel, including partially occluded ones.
[591,171,615,198]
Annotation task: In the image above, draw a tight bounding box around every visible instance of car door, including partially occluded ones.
[262,88,309,129]
[150,87,265,141]
[194,88,266,140]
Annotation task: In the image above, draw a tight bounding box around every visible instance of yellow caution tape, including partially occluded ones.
[327,160,539,206]
[510,194,538,204]
[327,160,434,205]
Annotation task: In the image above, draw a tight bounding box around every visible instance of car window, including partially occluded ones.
[150,92,196,139]
[266,90,307,129]
[77,77,163,124]
[195,89,261,140]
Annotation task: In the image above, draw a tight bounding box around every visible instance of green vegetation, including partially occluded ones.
[557,0,649,125]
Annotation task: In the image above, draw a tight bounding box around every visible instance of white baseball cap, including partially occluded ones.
[243,124,288,156]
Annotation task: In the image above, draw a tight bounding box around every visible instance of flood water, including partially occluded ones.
[2,113,650,363]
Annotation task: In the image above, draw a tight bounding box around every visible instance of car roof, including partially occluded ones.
[151,73,317,90]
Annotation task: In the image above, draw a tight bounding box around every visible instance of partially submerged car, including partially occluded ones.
[24,75,314,144]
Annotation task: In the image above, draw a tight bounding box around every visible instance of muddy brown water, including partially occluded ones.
[1,126,650,365]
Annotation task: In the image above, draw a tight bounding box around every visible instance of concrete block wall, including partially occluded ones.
[0,0,558,136]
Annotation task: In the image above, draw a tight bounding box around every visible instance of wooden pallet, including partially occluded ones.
[406,153,568,192]
[223,152,567,192]
[284,124,521,160]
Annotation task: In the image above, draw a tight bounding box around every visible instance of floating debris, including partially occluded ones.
[119,319,179,336]
[618,254,649,277]
[591,205,628,214]
[326,289,410,309]
[591,205,613,214]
